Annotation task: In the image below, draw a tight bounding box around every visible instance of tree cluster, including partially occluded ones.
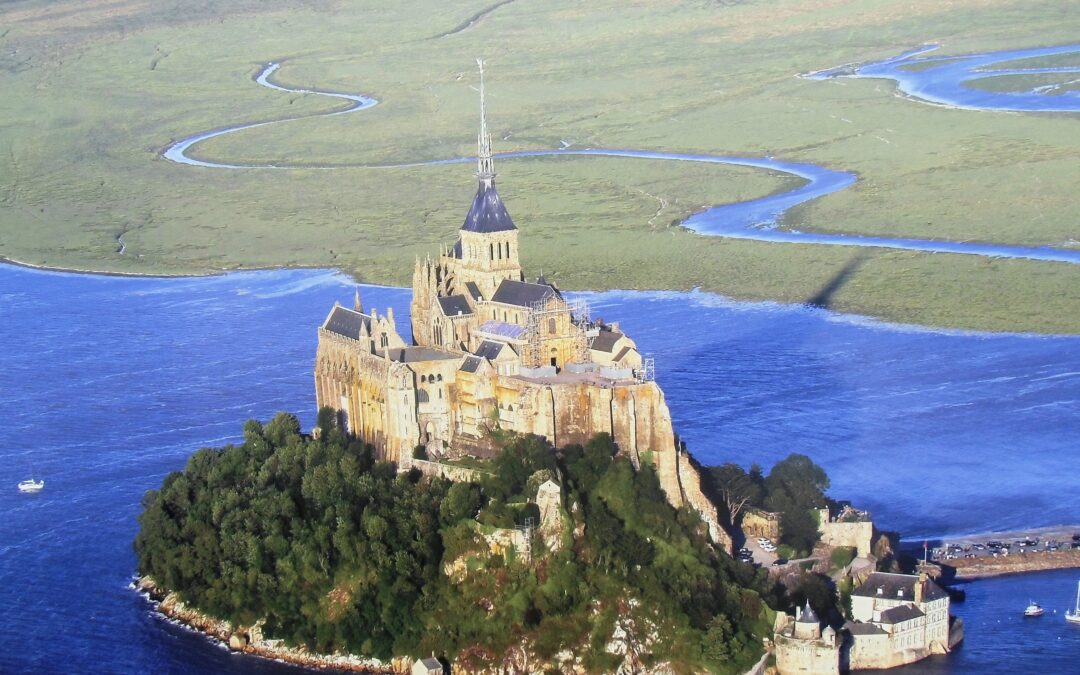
[705,454,830,557]
[135,412,774,672]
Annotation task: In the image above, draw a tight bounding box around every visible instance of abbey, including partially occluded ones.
[314,64,726,546]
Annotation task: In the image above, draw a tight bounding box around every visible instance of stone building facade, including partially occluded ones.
[314,65,729,550]
[774,572,961,674]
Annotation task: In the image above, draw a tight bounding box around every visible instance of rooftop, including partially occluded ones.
[476,320,527,341]
[474,340,508,361]
[852,572,948,603]
[878,605,925,625]
[438,295,473,317]
[590,329,625,353]
[376,347,458,364]
[323,305,369,339]
[462,182,516,233]
[491,279,556,307]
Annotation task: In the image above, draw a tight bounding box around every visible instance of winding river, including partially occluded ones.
[163,57,1080,264]
[805,44,1080,112]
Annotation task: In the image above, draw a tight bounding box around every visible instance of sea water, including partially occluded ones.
[1,265,1078,673]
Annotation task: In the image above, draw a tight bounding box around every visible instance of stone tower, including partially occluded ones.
[453,59,523,299]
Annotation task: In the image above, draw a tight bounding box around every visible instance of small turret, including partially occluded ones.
[354,286,364,313]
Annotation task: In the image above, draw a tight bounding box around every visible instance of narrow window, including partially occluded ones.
[437,374,443,382]
[548,318,556,334]
[489,243,494,260]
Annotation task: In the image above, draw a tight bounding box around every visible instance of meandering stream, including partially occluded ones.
[805,44,1080,112]
[163,57,1080,265]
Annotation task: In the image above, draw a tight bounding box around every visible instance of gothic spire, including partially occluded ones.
[476,58,496,188]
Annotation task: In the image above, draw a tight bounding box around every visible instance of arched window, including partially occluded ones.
[548,318,557,334]
[436,374,443,382]
[506,242,511,258]
[380,333,389,348]
[421,375,427,383]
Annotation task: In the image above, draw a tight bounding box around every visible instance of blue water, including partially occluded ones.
[2,264,1078,672]
[806,44,1080,113]
[161,61,1080,265]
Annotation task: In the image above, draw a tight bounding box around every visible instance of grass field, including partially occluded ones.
[1,0,1078,332]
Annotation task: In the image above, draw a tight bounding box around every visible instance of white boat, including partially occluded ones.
[1024,600,1044,617]
[17,479,44,493]
[1066,581,1080,625]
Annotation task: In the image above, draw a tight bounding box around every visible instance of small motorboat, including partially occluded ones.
[1024,601,1045,617]
[18,479,44,493]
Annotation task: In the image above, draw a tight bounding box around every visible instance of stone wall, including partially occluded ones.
[743,508,781,541]
[819,519,874,559]
[398,456,490,483]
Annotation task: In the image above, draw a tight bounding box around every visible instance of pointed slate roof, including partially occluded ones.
[798,600,820,624]
[462,182,516,233]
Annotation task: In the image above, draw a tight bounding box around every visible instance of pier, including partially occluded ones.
[902,525,1080,580]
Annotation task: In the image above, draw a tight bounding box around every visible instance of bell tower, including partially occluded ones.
[453,59,523,298]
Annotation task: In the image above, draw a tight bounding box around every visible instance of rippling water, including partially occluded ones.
[1,265,1077,672]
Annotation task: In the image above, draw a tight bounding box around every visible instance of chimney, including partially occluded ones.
[915,573,927,604]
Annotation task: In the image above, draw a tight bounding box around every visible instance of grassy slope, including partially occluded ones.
[0,0,1077,332]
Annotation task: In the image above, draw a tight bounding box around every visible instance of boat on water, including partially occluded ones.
[1024,601,1045,617]
[17,479,44,493]
[1066,581,1080,625]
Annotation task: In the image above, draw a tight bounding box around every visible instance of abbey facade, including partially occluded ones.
[314,65,727,547]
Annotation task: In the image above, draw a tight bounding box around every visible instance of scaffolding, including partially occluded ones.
[634,354,656,382]
[525,296,589,369]
[517,516,534,563]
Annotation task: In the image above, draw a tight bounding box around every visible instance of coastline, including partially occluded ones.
[946,550,1080,581]
[134,577,406,674]
[902,525,1080,581]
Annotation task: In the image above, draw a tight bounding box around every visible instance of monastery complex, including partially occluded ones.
[313,65,727,547]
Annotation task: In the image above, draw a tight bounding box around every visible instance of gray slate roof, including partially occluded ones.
[474,340,507,360]
[852,572,947,603]
[462,182,516,233]
[438,295,472,317]
[798,600,820,624]
[464,281,483,301]
[878,605,925,625]
[491,279,555,307]
[844,621,886,636]
[590,330,624,353]
[323,305,368,339]
[460,356,484,373]
[376,347,457,363]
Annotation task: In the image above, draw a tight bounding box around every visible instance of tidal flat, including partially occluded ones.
[1,0,1078,334]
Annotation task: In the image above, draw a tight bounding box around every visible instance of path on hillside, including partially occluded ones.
[161,59,1080,265]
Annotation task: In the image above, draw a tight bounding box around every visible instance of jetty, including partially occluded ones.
[902,525,1080,580]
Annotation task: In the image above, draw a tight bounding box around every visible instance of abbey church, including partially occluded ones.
[314,65,727,546]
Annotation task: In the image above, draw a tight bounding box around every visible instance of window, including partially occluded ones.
[548,318,556,334]
[380,334,389,347]
[436,374,443,382]
[489,243,494,260]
